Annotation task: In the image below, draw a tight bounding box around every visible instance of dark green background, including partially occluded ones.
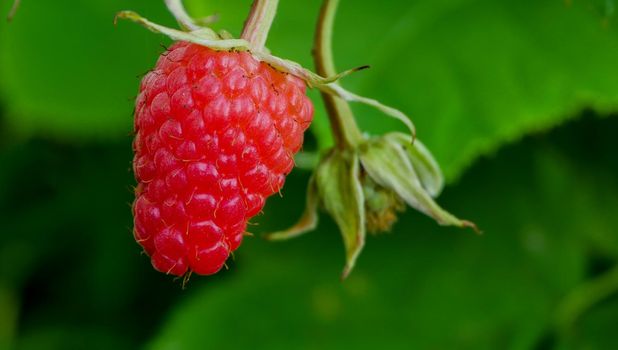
[1,0,618,349]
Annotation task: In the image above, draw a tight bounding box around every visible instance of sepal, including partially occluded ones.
[385,132,444,198]
[265,176,319,241]
[359,137,475,230]
[114,11,248,50]
[315,151,366,279]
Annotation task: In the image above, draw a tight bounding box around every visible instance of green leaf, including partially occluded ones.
[344,0,618,181]
[5,0,614,184]
[148,116,618,350]
[0,139,185,349]
[0,0,173,139]
[186,0,618,182]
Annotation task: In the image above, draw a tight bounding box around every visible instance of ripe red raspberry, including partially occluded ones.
[132,42,314,276]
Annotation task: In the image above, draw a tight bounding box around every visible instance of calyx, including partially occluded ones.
[265,0,478,279]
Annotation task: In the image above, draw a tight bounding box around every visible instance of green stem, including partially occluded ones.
[0,286,17,349]
[314,0,363,149]
[241,0,279,52]
[554,264,618,333]
[7,0,21,21]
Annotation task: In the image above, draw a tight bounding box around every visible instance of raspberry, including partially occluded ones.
[132,42,314,276]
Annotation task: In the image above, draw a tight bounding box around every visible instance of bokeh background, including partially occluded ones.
[2,0,618,349]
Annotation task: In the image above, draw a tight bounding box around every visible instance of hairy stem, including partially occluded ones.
[241,0,279,51]
[314,0,363,149]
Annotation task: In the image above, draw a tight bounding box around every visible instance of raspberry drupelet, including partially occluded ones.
[132,42,314,276]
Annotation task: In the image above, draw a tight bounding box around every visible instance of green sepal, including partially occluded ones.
[359,138,475,230]
[264,175,319,241]
[315,150,366,279]
[115,9,367,88]
[114,11,249,50]
[386,132,444,198]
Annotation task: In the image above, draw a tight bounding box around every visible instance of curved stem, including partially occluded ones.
[554,264,618,333]
[314,0,363,149]
[241,0,279,51]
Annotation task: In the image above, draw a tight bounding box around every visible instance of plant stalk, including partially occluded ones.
[314,0,363,149]
[7,0,21,21]
[241,0,279,52]
[554,264,618,333]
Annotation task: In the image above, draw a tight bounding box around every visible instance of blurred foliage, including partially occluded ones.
[184,0,618,179]
[149,113,618,350]
[3,0,618,179]
[0,0,617,349]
